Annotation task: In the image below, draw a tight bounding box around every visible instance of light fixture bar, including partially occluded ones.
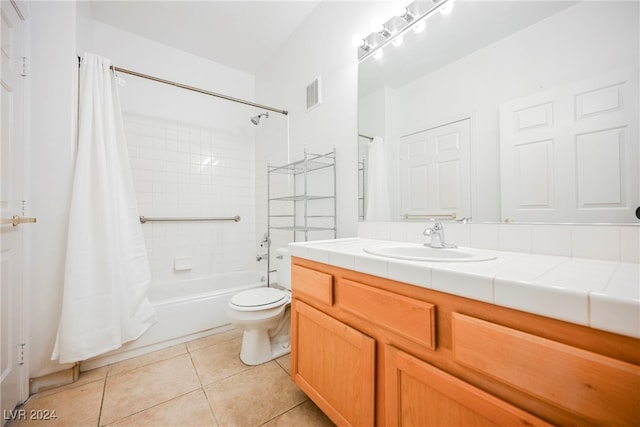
[357,0,452,62]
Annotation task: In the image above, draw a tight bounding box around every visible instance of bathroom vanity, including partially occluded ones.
[288,239,640,426]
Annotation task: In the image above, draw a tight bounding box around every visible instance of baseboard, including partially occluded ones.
[29,363,79,395]
[79,324,235,372]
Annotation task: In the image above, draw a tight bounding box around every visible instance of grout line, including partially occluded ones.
[96,373,108,427]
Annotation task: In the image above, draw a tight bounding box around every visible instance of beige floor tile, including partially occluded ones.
[32,367,107,400]
[7,380,104,427]
[189,337,249,386]
[186,328,241,352]
[105,389,217,427]
[204,361,306,427]
[275,353,291,375]
[263,400,336,427]
[107,344,188,377]
[100,354,201,425]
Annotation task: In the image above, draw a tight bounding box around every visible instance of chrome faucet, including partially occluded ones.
[423,220,457,248]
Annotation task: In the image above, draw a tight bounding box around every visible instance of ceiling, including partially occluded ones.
[89,1,323,75]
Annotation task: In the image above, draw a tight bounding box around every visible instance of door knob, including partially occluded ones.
[1,215,37,227]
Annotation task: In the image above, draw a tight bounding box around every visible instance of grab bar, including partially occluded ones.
[402,213,457,220]
[139,215,240,224]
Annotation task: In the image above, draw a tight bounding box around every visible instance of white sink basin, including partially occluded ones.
[363,243,497,262]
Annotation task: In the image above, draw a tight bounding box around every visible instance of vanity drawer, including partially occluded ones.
[340,279,436,350]
[291,264,334,306]
[452,313,640,425]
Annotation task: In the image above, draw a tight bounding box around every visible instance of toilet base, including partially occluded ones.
[238,307,291,366]
[239,331,290,365]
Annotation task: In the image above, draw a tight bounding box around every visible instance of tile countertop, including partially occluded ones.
[288,238,640,339]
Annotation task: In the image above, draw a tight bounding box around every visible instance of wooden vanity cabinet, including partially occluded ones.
[291,299,375,426]
[290,257,640,427]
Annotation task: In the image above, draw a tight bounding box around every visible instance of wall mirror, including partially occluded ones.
[358,0,639,224]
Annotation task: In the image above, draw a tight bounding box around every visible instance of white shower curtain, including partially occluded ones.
[52,53,156,364]
[365,136,392,221]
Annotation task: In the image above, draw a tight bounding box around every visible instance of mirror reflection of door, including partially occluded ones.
[500,67,639,223]
[400,118,471,221]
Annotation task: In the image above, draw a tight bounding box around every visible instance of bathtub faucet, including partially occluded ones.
[256,253,268,261]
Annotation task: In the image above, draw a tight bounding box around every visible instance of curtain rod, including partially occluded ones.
[76,56,288,116]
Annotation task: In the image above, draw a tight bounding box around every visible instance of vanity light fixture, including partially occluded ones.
[355,0,453,62]
[351,34,372,51]
[395,6,415,23]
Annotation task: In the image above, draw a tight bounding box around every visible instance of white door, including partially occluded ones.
[500,66,639,223]
[400,119,471,220]
[1,1,29,422]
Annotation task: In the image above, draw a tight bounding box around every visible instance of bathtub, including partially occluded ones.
[80,270,265,371]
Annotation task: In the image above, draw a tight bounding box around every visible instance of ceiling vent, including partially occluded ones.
[306,76,322,112]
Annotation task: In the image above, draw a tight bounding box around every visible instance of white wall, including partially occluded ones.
[29,1,78,378]
[386,1,639,222]
[254,1,393,254]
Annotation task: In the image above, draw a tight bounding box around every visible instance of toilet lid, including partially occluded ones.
[230,288,287,311]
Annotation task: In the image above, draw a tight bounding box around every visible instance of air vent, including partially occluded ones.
[306,76,322,111]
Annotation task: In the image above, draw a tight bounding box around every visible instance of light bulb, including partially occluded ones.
[373,49,384,60]
[393,5,407,17]
[370,18,384,34]
[392,35,403,47]
[413,20,426,34]
[351,34,365,48]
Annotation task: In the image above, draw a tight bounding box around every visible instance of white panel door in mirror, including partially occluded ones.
[500,66,638,223]
[400,119,470,220]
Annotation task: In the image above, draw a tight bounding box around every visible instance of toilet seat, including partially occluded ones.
[229,288,289,312]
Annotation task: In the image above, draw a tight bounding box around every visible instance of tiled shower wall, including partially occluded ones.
[123,113,256,283]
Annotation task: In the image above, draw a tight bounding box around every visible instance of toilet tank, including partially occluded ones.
[275,247,291,290]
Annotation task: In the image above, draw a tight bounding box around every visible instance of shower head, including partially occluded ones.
[250,112,269,125]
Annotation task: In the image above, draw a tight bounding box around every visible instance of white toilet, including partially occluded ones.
[228,248,291,365]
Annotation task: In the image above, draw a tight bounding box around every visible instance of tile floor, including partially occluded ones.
[8,329,335,427]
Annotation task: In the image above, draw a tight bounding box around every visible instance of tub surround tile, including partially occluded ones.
[290,238,639,338]
[100,354,201,425]
[204,361,307,427]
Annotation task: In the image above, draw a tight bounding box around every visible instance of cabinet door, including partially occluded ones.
[291,299,375,426]
[384,345,551,427]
